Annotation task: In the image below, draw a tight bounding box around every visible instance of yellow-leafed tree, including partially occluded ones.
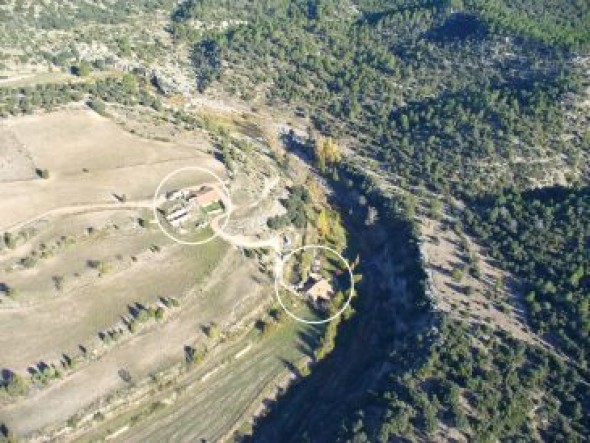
[317,208,331,238]
[323,137,342,164]
[315,137,342,171]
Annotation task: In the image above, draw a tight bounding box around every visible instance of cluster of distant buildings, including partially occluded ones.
[163,186,223,229]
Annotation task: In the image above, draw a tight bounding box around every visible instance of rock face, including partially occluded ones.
[151,66,193,97]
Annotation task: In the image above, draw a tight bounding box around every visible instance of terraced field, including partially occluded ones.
[0,106,303,440]
[78,319,320,443]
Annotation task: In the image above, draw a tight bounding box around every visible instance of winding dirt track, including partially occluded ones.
[2,197,280,252]
[210,215,280,251]
[1,200,154,233]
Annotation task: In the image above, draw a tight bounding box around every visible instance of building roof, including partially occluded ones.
[166,207,188,221]
[166,189,184,200]
[169,212,190,227]
[305,278,334,302]
[194,186,221,207]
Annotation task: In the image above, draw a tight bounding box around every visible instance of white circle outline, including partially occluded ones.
[274,244,355,324]
[152,166,232,246]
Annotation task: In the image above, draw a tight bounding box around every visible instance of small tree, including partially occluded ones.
[204,323,220,339]
[451,268,464,282]
[35,168,50,179]
[0,423,17,443]
[118,369,133,384]
[73,60,91,77]
[136,310,149,323]
[3,372,28,396]
[53,275,65,291]
[88,99,106,116]
[3,233,16,249]
[21,256,37,269]
[423,403,438,434]
[316,209,331,238]
[269,308,283,323]
[185,346,207,365]
[101,333,112,346]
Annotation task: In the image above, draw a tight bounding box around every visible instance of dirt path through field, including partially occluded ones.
[210,214,280,251]
[0,250,264,436]
[2,192,281,251]
[2,200,153,233]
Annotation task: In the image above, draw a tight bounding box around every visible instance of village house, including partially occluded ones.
[160,185,225,231]
[304,277,334,307]
[166,189,185,201]
[194,186,222,208]
[169,211,190,228]
[166,207,188,222]
[186,192,199,206]
[311,257,322,273]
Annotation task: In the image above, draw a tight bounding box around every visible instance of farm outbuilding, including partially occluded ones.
[304,278,334,303]
[169,212,190,228]
[166,207,188,222]
[166,190,185,201]
[194,186,221,207]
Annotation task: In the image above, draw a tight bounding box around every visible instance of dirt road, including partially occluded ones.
[2,200,154,233]
[3,194,281,253]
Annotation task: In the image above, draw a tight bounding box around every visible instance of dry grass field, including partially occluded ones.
[0,107,291,439]
[92,319,318,443]
[0,108,221,232]
[0,249,273,436]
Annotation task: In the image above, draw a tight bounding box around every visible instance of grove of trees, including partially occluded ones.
[168,1,589,441]
[465,186,590,364]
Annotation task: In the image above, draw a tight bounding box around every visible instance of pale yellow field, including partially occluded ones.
[0,109,280,439]
[0,108,223,232]
[0,249,270,436]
